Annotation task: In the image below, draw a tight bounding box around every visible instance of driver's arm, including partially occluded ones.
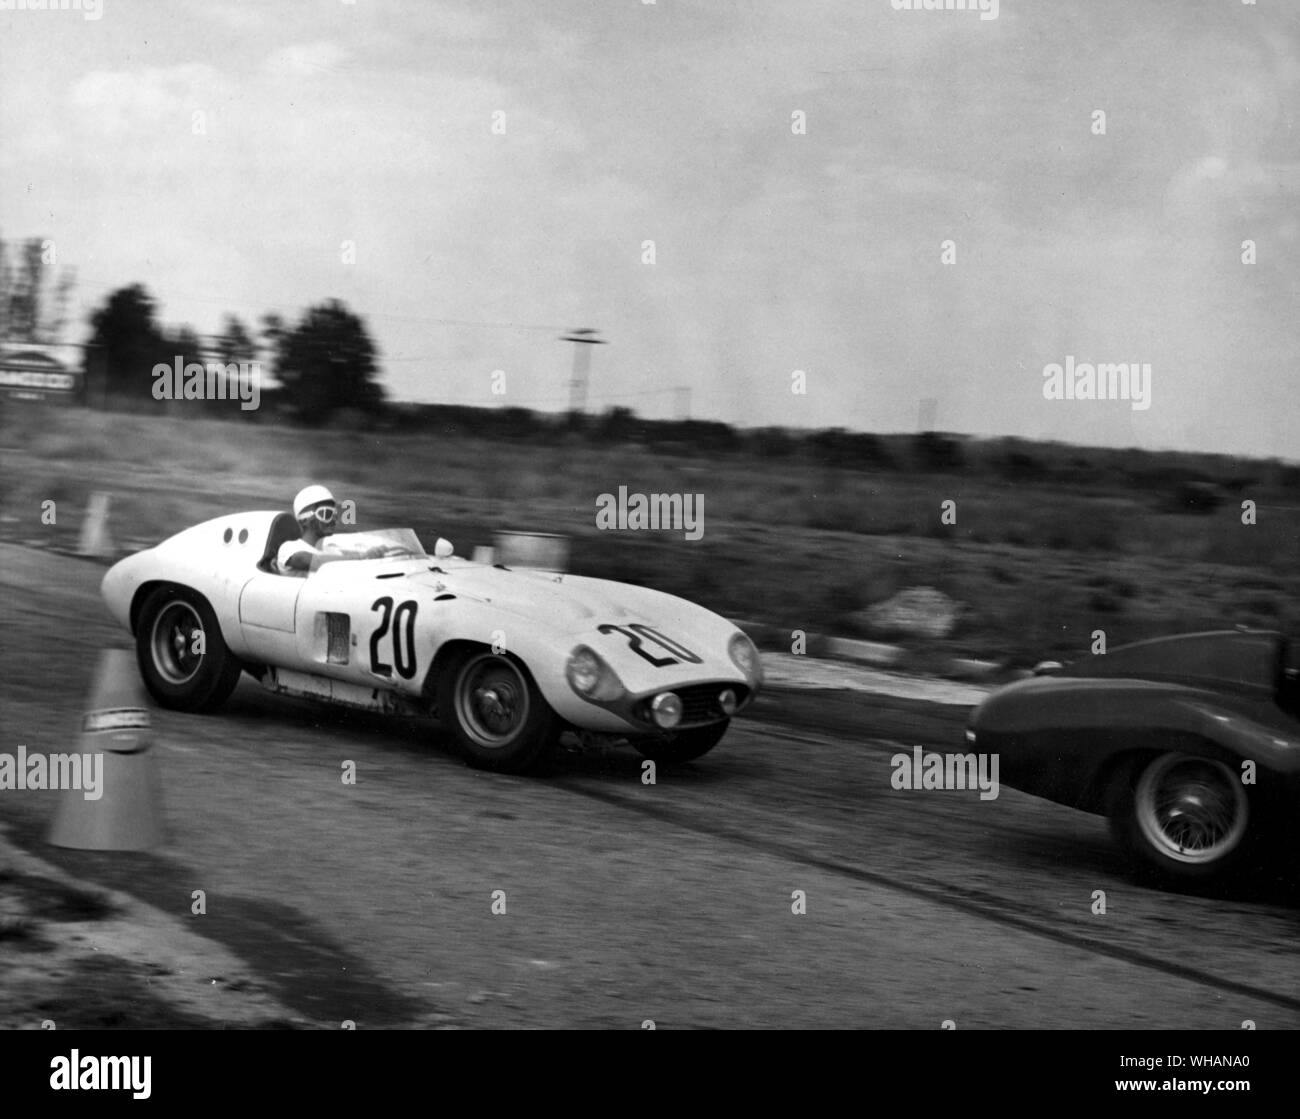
[281,548,315,571]
[308,546,388,571]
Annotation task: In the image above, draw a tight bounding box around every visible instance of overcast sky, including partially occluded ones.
[2,0,1297,457]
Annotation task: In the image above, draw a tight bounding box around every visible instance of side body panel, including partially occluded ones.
[102,514,758,735]
[970,674,1300,814]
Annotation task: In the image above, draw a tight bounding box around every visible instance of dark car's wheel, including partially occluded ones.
[1110,752,1251,884]
[438,650,557,773]
[632,719,730,765]
[136,586,243,712]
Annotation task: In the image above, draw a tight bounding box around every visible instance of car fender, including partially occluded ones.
[971,675,1300,812]
[102,511,287,659]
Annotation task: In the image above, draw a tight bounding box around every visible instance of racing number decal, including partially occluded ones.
[597,623,702,667]
[370,597,418,679]
[596,623,674,668]
[392,601,418,679]
[370,598,393,675]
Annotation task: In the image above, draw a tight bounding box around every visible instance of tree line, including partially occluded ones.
[1,231,382,424]
[3,234,1294,498]
[81,283,383,423]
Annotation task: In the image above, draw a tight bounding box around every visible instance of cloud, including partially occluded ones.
[69,63,226,134]
[1161,154,1300,235]
[5,0,1299,455]
[263,41,349,81]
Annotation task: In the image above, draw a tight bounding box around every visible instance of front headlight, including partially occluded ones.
[566,645,626,702]
[728,632,763,685]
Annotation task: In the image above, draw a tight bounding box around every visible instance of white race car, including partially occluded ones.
[100,511,762,772]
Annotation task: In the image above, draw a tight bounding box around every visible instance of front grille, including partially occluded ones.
[653,683,750,726]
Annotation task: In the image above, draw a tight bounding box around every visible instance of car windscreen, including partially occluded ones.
[363,528,427,557]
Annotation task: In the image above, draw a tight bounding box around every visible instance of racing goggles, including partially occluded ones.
[302,503,337,525]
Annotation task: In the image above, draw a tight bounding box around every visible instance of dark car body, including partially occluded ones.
[967,630,1300,883]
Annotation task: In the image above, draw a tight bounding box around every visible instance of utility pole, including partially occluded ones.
[560,328,606,414]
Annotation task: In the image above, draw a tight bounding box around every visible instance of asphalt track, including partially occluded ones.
[2,544,1298,1028]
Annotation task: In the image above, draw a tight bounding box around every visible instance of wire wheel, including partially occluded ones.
[1133,753,1248,866]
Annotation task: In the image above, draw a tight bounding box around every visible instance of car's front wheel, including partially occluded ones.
[1110,751,1252,885]
[136,586,243,712]
[632,719,730,765]
[437,650,557,773]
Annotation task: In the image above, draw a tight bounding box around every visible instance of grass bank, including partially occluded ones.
[1,405,1296,664]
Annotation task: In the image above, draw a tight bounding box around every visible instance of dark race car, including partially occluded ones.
[966,629,1300,886]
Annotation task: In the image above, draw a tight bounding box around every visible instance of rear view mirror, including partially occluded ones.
[434,538,454,558]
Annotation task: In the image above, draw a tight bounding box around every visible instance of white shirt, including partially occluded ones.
[277,532,391,572]
[277,538,325,571]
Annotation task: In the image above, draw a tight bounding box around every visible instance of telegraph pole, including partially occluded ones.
[560,328,606,414]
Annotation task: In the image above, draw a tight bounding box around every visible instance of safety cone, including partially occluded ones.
[76,491,115,558]
[47,649,164,851]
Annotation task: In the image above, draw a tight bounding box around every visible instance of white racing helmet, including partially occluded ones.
[293,484,337,522]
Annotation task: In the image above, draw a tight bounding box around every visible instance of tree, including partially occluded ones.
[806,428,894,470]
[164,322,234,415]
[594,405,638,443]
[85,284,167,402]
[258,312,285,363]
[274,299,384,423]
[912,431,965,473]
[748,426,795,458]
[217,314,256,365]
[0,233,76,343]
[167,324,202,359]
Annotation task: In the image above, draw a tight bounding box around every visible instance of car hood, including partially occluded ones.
[1058,629,1281,693]
[314,558,718,640]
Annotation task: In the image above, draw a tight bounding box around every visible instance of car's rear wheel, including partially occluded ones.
[438,650,557,773]
[632,719,730,765]
[136,586,243,712]
[1110,752,1251,885]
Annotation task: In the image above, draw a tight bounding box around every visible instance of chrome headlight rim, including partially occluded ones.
[565,644,626,703]
[727,631,763,684]
[649,691,683,729]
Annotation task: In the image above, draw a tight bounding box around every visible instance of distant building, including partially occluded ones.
[0,344,82,404]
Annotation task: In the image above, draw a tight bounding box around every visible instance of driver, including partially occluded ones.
[278,485,387,572]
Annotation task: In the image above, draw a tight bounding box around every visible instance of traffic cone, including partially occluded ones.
[76,491,115,558]
[47,649,164,850]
